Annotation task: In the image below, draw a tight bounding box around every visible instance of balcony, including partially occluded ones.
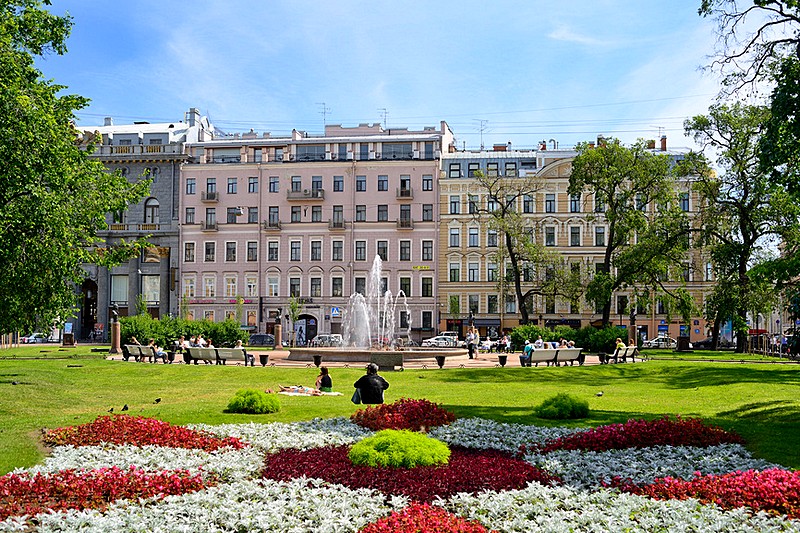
[287,188,325,201]
[328,219,347,230]
[262,220,282,230]
[201,191,218,202]
[209,156,241,164]
[106,223,169,232]
[397,219,414,230]
[396,187,414,200]
[201,221,218,231]
[91,144,182,156]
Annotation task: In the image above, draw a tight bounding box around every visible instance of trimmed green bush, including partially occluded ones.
[348,429,450,468]
[534,392,589,420]
[227,389,281,414]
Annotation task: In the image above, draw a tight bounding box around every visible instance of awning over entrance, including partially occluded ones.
[473,318,501,327]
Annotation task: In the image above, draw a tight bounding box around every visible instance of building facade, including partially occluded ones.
[73,108,215,340]
[180,122,455,345]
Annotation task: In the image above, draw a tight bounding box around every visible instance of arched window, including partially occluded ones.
[144,198,159,224]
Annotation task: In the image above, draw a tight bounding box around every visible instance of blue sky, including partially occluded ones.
[37,0,723,150]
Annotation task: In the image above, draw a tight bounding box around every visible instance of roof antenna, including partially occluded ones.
[378,108,388,129]
[317,102,331,131]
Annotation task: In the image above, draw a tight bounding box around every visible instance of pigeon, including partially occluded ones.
[595,391,604,397]
[121,404,128,411]
[11,381,18,385]
[154,398,161,404]
[108,407,114,413]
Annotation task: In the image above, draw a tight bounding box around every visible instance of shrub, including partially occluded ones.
[350,397,456,432]
[348,429,450,468]
[360,502,492,533]
[588,326,629,353]
[227,389,281,414]
[120,315,248,348]
[534,393,589,420]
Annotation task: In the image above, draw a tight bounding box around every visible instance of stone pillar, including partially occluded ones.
[274,323,283,348]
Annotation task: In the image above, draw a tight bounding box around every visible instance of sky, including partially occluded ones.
[35,0,726,151]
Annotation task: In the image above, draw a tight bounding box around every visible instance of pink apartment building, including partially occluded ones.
[180,122,455,345]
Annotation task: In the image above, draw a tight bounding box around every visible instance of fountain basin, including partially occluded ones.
[287,347,469,364]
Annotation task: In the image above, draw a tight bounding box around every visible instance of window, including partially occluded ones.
[422,174,433,191]
[468,262,479,282]
[468,227,479,247]
[248,207,258,224]
[400,204,411,223]
[291,176,302,192]
[399,311,409,329]
[683,263,691,282]
[636,193,647,211]
[291,206,301,223]
[355,205,366,222]
[185,207,195,224]
[338,144,348,160]
[505,294,516,313]
[449,195,460,214]
[332,205,343,225]
[468,195,479,214]
[248,177,258,193]
[204,242,215,262]
[246,275,257,297]
[377,175,388,191]
[333,175,343,192]
[332,240,343,261]
[205,208,216,227]
[377,240,388,261]
[268,242,279,261]
[144,198,159,224]
[523,194,534,213]
[487,295,498,314]
[487,197,498,211]
[468,162,479,178]
[545,227,555,246]
[488,262,497,282]
[206,178,216,194]
[311,206,322,222]
[204,310,215,322]
[182,277,195,298]
[448,163,461,178]
[400,240,411,261]
[359,144,369,160]
[310,277,322,297]
[377,205,388,221]
[225,276,237,297]
[399,175,411,192]
[469,294,479,314]
[399,277,411,296]
[312,175,322,191]
[545,193,556,213]
[421,277,433,297]
[422,204,433,221]
[269,176,279,193]
[290,241,301,261]
[705,262,714,281]
[680,192,690,212]
[595,195,606,212]
[227,178,237,194]
[332,277,343,297]
[227,207,238,224]
[355,240,366,261]
[422,240,433,261]
[355,277,366,295]
[422,311,432,330]
[268,206,279,226]
[246,241,257,261]
[184,242,195,262]
[268,276,279,297]
[289,278,300,297]
[570,226,581,247]
[203,276,216,297]
[311,240,322,261]
[570,194,581,213]
[595,226,606,247]
[185,178,196,195]
[487,230,498,247]
[225,242,236,262]
[487,162,499,177]
[449,228,460,247]
[505,162,517,177]
[356,175,366,191]
[297,144,325,161]
[449,263,460,282]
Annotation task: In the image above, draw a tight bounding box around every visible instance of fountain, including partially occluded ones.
[287,255,468,366]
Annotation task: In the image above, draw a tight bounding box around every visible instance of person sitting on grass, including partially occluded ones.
[353,363,389,404]
[316,366,333,392]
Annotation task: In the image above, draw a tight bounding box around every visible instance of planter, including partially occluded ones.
[497,355,508,367]
[434,355,446,369]
[312,354,322,367]
[259,354,269,367]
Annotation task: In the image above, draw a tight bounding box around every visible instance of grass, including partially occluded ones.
[1,345,799,474]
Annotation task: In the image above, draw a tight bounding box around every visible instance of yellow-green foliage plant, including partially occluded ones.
[226,389,281,414]
[348,429,451,468]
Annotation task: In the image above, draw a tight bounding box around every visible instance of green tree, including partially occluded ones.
[684,103,794,352]
[471,170,585,324]
[0,1,148,335]
[286,295,301,347]
[568,138,693,326]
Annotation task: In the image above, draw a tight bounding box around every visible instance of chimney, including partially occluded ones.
[186,107,201,127]
[103,117,113,126]
[660,135,667,151]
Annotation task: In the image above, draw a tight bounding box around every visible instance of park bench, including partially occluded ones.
[370,352,404,371]
[122,344,146,362]
[554,347,584,366]
[529,348,559,367]
[216,347,246,364]
[184,346,218,365]
[604,345,639,364]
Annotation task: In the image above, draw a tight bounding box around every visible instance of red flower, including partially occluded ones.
[351,398,456,432]
[360,502,495,532]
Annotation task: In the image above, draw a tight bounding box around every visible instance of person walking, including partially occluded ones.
[467,328,477,359]
[353,363,389,404]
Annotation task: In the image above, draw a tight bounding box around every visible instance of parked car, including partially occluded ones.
[310,334,343,347]
[422,335,457,347]
[642,336,677,349]
[693,337,732,350]
[248,333,275,347]
[21,332,49,343]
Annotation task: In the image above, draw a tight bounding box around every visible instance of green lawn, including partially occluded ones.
[1,346,799,474]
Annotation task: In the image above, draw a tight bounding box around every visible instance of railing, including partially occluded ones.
[397,219,414,229]
[262,220,281,230]
[396,187,413,199]
[201,221,218,231]
[287,189,324,200]
[107,223,167,232]
[328,219,347,230]
[93,144,182,156]
[201,191,218,202]
[209,156,241,164]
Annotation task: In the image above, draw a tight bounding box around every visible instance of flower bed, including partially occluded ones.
[360,502,494,533]
[351,397,456,432]
[44,415,246,452]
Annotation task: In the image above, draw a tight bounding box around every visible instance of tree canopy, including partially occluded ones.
[0,0,148,335]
